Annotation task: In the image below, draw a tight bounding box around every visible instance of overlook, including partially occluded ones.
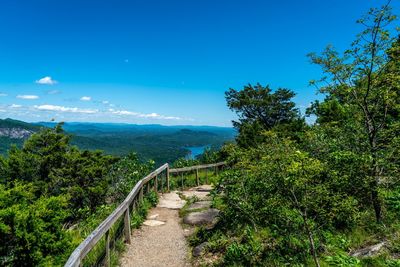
[1,1,400,266]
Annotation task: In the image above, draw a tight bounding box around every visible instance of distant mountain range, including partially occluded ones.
[0,118,236,164]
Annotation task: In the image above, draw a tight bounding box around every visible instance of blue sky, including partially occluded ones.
[0,0,398,126]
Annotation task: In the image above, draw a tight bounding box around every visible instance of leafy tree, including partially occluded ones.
[308,1,399,222]
[225,83,303,147]
[107,153,153,203]
[0,182,73,266]
[215,134,359,265]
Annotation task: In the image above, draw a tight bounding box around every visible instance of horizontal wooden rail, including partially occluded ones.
[169,162,225,173]
[64,161,225,267]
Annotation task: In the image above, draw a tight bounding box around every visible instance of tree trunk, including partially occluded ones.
[369,134,382,223]
[302,213,320,267]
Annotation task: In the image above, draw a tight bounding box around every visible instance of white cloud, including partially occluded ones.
[80,96,91,101]
[110,109,139,116]
[0,93,7,97]
[110,109,182,120]
[102,100,109,104]
[46,90,61,95]
[10,104,22,108]
[34,104,98,114]
[36,76,58,85]
[17,95,39,100]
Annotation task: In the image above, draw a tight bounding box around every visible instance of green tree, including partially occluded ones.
[0,182,72,266]
[308,1,399,222]
[225,83,302,147]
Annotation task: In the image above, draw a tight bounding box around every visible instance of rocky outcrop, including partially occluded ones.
[0,128,33,139]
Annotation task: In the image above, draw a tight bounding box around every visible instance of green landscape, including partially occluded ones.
[2,0,400,266]
[0,118,235,165]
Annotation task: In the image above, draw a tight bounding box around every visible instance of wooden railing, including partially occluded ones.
[64,162,225,267]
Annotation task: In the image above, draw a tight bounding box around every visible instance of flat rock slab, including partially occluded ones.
[158,192,186,209]
[194,185,213,192]
[188,201,212,211]
[182,186,213,201]
[183,209,220,226]
[143,220,166,227]
[350,242,386,257]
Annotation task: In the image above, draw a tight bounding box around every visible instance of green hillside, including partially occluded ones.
[0,119,235,164]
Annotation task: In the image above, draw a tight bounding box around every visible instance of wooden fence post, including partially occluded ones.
[139,187,144,203]
[166,167,170,192]
[205,168,209,184]
[196,168,199,186]
[161,172,164,193]
[105,230,110,267]
[181,172,184,190]
[124,207,131,244]
[154,175,158,192]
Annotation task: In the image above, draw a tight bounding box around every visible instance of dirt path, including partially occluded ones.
[119,192,189,267]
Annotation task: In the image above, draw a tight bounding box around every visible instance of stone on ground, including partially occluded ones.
[350,242,386,257]
[148,214,159,220]
[193,242,209,257]
[182,185,213,201]
[158,191,186,209]
[183,208,220,226]
[143,219,166,227]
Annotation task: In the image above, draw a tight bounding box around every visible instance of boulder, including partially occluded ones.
[183,209,219,226]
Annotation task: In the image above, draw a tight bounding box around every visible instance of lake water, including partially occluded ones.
[185,145,209,160]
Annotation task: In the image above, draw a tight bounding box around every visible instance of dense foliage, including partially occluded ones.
[0,125,154,266]
[194,2,400,266]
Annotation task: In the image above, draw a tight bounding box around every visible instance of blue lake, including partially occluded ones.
[185,145,209,160]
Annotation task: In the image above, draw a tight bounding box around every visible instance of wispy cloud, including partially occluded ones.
[0,93,7,97]
[109,109,183,120]
[109,109,138,116]
[80,96,91,101]
[46,89,61,95]
[36,76,58,85]
[10,104,22,108]
[34,104,98,114]
[17,95,39,100]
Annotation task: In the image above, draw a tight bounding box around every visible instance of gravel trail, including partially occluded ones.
[119,193,189,267]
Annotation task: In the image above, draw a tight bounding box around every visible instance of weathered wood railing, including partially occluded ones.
[65,162,225,267]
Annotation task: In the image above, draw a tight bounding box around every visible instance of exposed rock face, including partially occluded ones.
[0,128,33,139]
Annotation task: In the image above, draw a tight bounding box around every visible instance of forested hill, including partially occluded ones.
[0,119,235,164]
